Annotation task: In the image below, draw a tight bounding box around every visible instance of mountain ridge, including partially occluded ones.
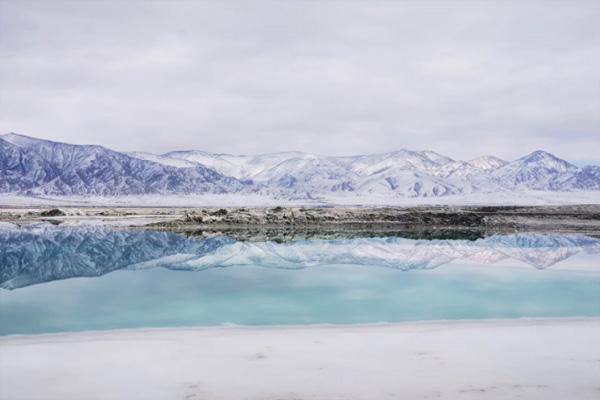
[0,133,246,196]
[1,132,599,199]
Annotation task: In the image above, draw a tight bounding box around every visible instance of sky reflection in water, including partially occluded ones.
[1,224,599,334]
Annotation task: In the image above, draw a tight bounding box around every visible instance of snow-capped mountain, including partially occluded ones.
[344,149,453,176]
[250,154,358,194]
[491,150,580,191]
[1,223,599,289]
[356,167,458,197]
[1,133,599,199]
[0,133,245,195]
[564,166,600,190]
[468,155,508,171]
[161,150,308,181]
[125,151,198,168]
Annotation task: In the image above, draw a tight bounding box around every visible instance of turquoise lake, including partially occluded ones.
[1,224,599,335]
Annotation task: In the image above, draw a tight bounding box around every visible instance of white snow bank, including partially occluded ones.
[1,319,599,400]
[1,190,600,207]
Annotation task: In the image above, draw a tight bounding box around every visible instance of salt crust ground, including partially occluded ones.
[1,190,600,207]
[1,319,599,400]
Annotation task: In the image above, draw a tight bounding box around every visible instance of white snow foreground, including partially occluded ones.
[1,190,600,207]
[1,319,599,400]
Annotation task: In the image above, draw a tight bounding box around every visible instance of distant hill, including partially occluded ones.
[1,132,599,199]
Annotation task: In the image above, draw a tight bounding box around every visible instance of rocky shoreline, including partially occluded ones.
[149,204,600,235]
[2,204,599,238]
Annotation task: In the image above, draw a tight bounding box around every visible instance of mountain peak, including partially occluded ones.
[420,150,454,165]
[521,150,561,161]
[1,132,45,147]
[517,150,577,170]
[468,155,507,171]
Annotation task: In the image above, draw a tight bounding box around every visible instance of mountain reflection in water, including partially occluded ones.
[1,223,599,290]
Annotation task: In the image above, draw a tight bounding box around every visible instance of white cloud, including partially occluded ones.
[1,0,599,162]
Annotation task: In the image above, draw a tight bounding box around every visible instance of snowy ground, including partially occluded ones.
[1,319,599,400]
[1,190,600,208]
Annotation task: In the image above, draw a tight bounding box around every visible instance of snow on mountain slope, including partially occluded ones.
[124,141,600,198]
[126,151,198,168]
[220,152,313,180]
[0,133,244,196]
[2,133,599,199]
[0,137,53,193]
[432,161,485,179]
[430,161,505,194]
[468,155,507,171]
[161,150,247,178]
[1,132,44,147]
[355,167,457,197]
[159,148,455,180]
[151,148,463,197]
[344,149,453,177]
[161,150,308,180]
[492,150,580,190]
[251,154,357,193]
[421,150,456,166]
[562,166,600,190]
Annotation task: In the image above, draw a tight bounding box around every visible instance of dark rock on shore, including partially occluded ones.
[149,205,600,236]
[39,208,65,217]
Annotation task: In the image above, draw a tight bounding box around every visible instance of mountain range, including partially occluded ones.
[2,223,598,289]
[1,132,599,199]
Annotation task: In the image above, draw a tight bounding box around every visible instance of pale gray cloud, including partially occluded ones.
[1,0,599,162]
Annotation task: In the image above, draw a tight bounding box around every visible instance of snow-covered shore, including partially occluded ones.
[2,190,600,208]
[1,318,599,400]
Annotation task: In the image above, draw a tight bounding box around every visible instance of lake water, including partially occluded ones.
[1,224,599,335]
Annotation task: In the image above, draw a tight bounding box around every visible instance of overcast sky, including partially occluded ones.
[1,0,599,162]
